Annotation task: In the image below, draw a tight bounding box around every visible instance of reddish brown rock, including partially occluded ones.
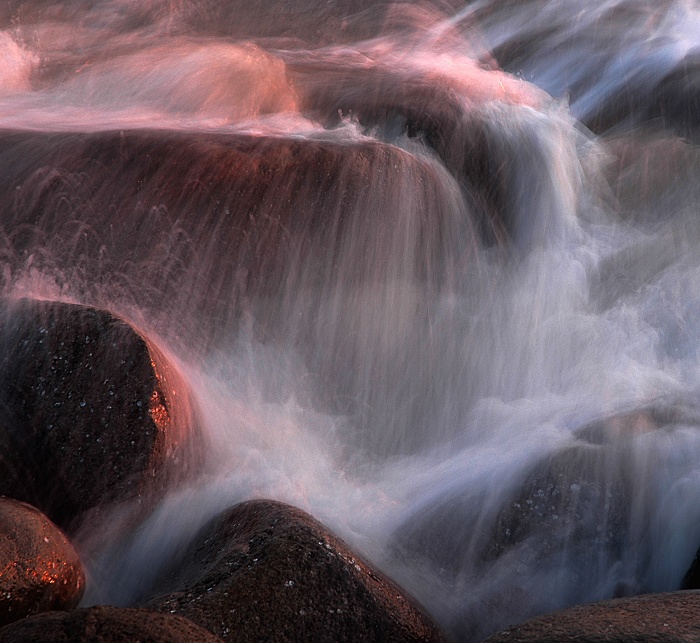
[288,59,544,247]
[0,130,466,337]
[0,605,224,642]
[0,497,84,626]
[0,297,201,533]
[0,129,472,455]
[145,499,448,642]
[483,591,700,643]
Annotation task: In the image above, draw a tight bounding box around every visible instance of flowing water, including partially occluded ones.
[2,0,700,640]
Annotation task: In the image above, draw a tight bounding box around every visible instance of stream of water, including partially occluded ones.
[2,0,700,640]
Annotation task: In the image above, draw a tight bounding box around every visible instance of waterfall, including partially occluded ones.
[2,0,700,640]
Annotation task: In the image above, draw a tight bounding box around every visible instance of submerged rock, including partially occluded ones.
[483,590,700,643]
[0,297,201,533]
[0,128,475,456]
[0,497,84,627]
[145,499,447,642]
[391,403,700,641]
[0,605,224,642]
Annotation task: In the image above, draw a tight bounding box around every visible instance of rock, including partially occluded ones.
[482,590,700,643]
[467,0,700,141]
[288,57,545,247]
[0,605,224,642]
[0,497,84,626]
[390,404,700,641]
[396,442,643,587]
[0,297,201,533]
[0,129,468,339]
[145,499,447,642]
[0,129,473,456]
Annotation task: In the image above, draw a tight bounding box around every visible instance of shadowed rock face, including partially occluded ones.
[483,590,700,643]
[0,497,84,627]
[0,605,225,642]
[144,499,448,643]
[466,0,700,142]
[0,297,201,533]
[395,442,648,583]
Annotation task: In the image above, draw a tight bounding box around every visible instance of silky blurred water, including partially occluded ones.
[2,0,700,640]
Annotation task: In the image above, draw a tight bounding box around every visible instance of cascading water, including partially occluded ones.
[2,0,700,640]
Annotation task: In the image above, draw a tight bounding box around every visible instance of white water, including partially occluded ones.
[2,0,700,640]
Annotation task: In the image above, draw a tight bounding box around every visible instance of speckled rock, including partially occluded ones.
[483,590,700,643]
[145,499,448,642]
[0,297,201,533]
[0,605,225,642]
[0,497,85,626]
[397,406,682,578]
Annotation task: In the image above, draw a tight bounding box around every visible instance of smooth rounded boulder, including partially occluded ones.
[0,497,85,626]
[145,499,447,642]
[0,297,201,533]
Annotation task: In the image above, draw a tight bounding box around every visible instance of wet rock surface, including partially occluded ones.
[0,128,474,456]
[0,297,199,533]
[0,497,84,627]
[399,404,693,576]
[145,499,447,642]
[396,442,646,585]
[484,444,635,570]
[0,605,224,642]
[390,404,700,641]
[0,129,466,330]
[483,590,700,643]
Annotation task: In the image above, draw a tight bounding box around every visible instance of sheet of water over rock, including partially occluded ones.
[2,0,700,641]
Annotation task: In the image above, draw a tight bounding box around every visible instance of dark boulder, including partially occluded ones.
[0,129,474,456]
[0,497,84,626]
[0,297,201,533]
[472,0,700,141]
[145,499,447,642]
[483,590,700,643]
[391,403,699,641]
[481,403,693,571]
[395,423,656,584]
[0,605,224,642]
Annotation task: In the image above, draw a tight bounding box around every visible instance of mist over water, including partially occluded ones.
[2,0,700,640]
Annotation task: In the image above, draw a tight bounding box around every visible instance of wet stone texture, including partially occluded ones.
[397,404,680,584]
[0,497,85,627]
[395,442,641,588]
[389,405,693,641]
[145,499,448,643]
[0,297,197,534]
[483,590,700,643]
[483,443,635,569]
[0,605,225,642]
